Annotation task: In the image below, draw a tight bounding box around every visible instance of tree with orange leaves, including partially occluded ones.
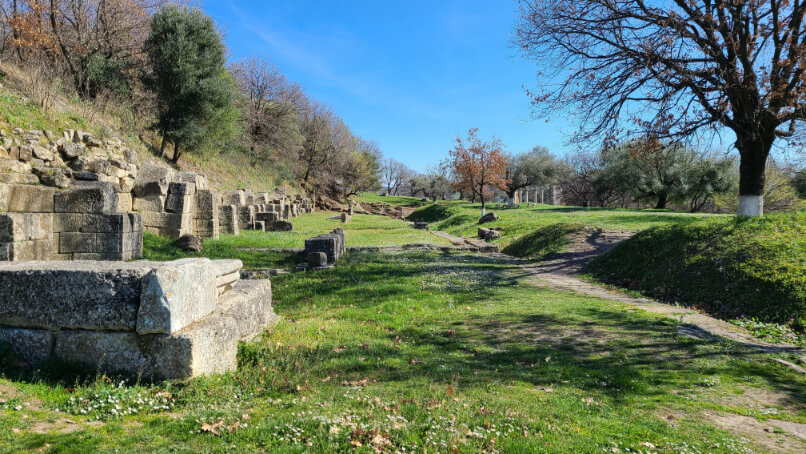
[448,128,509,216]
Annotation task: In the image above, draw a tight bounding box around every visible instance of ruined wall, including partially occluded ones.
[0,127,314,262]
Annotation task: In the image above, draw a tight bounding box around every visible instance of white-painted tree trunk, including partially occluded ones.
[524,190,529,204]
[737,195,764,217]
[508,196,515,206]
[481,206,486,216]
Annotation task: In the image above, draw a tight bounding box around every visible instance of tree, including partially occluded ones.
[515,0,806,216]
[327,138,381,199]
[230,57,306,158]
[686,156,737,212]
[448,128,509,215]
[504,146,568,205]
[794,169,806,199]
[717,161,805,213]
[410,168,453,201]
[380,158,412,195]
[143,5,234,163]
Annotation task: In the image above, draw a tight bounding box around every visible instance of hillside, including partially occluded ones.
[586,212,806,325]
[0,67,295,195]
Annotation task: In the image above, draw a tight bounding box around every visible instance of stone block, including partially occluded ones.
[135,162,174,187]
[133,181,169,198]
[117,192,132,212]
[0,172,39,185]
[223,190,246,206]
[119,177,135,193]
[54,182,118,214]
[0,213,52,242]
[304,234,340,263]
[136,258,217,335]
[58,142,86,159]
[193,218,219,239]
[218,205,239,235]
[32,146,54,161]
[236,205,255,229]
[0,239,52,261]
[175,171,207,190]
[307,252,327,267]
[0,183,55,213]
[252,220,265,231]
[256,212,279,222]
[168,182,195,197]
[165,193,194,214]
[195,189,218,219]
[53,213,136,234]
[267,220,293,232]
[133,195,166,212]
[18,146,32,162]
[0,261,151,330]
[59,232,96,253]
[0,328,54,364]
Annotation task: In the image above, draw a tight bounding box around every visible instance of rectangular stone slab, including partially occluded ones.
[136,258,217,335]
[0,261,153,331]
[53,279,276,379]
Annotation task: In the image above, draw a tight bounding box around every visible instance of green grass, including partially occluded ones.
[2,251,804,452]
[0,88,88,132]
[501,223,584,260]
[142,212,451,268]
[585,212,806,326]
[407,202,714,249]
[353,192,429,207]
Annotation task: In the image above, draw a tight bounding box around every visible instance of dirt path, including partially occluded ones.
[498,229,806,357]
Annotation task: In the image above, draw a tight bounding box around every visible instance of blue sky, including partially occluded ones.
[203,0,571,172]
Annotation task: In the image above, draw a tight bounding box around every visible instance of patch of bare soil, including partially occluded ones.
[719,386,806,414]
[30,418,104,434]
[706,411,806,453]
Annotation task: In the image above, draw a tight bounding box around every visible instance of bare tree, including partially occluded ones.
[380,158,412,195]
[230,57,307,156]
[515,0,806,216]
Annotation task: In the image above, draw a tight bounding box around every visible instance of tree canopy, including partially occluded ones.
[514,0,806,216]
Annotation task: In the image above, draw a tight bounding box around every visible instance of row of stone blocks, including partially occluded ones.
[0,182,143,261]
[0,258,277,378]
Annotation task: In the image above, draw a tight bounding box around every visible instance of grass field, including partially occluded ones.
[142,212,450,268]
[407,202,715,251]
[586,212,806,328]
[1,251,804,452]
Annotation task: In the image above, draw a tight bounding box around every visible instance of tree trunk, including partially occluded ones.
[736,145,771,216]
[480,194,486,216]
[172,143,181,164]
[160,136,167,158]
[654,194,667,210]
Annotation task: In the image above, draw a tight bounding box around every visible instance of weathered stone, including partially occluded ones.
[136,162,174,187]
[174,171,207,190]
[194,189,218,218]
[67,156,95,172]
[0,172,39,185]
[54,182,118,214]
[53,212,137,233]
[133,195,166,211]
[0,261,152,330]
[165,193,193,214]
[307,252,327,267]
[414,222,428,230]
[304,234,341,263]
[34,167,72,188]
[136,258,217,335]
[267,220,292,231]
[340,212,351,223]
[255,212,279,222]
[223,190,246,206]
[0,157,31,174]
[32,146,54,161]
[116,192,132,212]
[168,181,195,196]
[478,212,500,224]
[236,205,255,229]
[218,205,239,235]
[0,183,55,212]
[17,146,32,162]
[123,148,137,162]
[0,213,52,242]
[133,180,168,197]
[0,328,54,364]
[176,234,202,252]
[58,141,87,160]
[119,177,135,193]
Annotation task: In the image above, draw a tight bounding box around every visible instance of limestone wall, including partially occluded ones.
[1,127,314,262]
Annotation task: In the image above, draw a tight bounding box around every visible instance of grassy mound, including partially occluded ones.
[406,203,461,222]
[502,223,583,260]
[586,212,806,325]
[354,192,428,207]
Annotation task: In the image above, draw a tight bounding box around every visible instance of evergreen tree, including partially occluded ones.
[143,5,234,163]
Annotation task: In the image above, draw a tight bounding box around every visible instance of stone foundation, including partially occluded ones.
[0,258,277,378]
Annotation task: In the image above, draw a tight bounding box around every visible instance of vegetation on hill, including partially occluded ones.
[2,251,804,452]
[353,192,428,207]
[586,212,806,327]
[408,202,712,250]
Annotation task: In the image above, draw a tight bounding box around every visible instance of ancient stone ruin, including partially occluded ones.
[0,258,275,378]
[0,127,317,378]
[301,228,346,270]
